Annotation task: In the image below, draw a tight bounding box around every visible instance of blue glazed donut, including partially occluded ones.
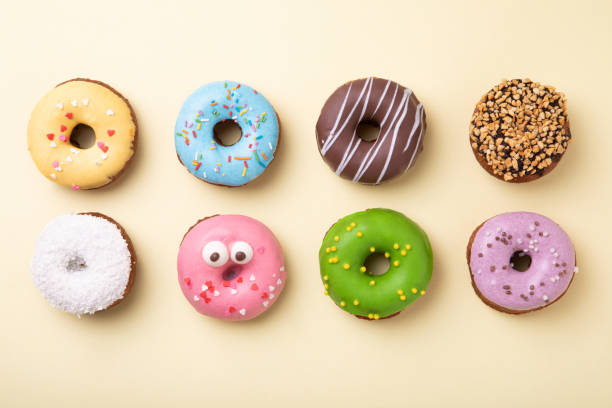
[174,81,279,186]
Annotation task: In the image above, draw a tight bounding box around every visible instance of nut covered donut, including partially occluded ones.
[30,213,136,316]
[178,215,286,321]
[319,208,433,320]
[467,212,577,314]
[27,79,137,190]
[316,77,426,185]
[174,81,279,187]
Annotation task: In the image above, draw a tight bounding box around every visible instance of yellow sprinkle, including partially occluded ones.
[393,243,399,250]
[369,280,376,286]
[346,227,352,232]
[370,247,376,253]
[356,231,363,237]
[360,266,367,273]
[393,260,400,267]
[334,236,340,242]
[350,222,356,227]
[343,263,350,270]
[340,301,346,307]
[222,173,225,177]
[411,288,418,294]
[323,275,329,281]
[368,313,374,319]
[405,244,412,250]
[397,289,404,295]
[324,283,329,289]
[420,290,426,295]
[239,108,248,116]
[326,248,331,253]
[324,290,329,296]
[331,246,337,252]
[353,300,359,306]
[400,295,407,301]
[328,258,334,264]
[401,250,407,256]
[374,314,380,320]
[241,167,246,177]
[197,123,201,130]
[384,252,390,258]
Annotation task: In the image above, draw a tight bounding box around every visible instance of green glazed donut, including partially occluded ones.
[319,208,433,319]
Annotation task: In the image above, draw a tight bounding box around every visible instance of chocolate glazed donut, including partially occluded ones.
[316,77,426,185]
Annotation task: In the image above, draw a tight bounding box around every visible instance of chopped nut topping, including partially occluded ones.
[470,79,570,180]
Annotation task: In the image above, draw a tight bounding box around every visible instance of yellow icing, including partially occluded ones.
[27,80,136,189]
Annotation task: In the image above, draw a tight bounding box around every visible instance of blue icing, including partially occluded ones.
[174,81,279,186]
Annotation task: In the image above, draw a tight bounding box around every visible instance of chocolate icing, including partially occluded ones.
[316,77,426,184]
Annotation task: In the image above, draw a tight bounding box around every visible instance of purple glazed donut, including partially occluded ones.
[467,212,577,314]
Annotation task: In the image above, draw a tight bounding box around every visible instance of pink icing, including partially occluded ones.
[177,215,286,321]
[470,212,576,311]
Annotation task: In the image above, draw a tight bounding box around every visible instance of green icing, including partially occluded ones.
[319,208,433,319]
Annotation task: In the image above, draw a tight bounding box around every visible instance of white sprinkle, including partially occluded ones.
[101,153,107,160]
[249,274,256,281]
[272,273,276,278]
[239,308,246,316]
[71,100,77,107]
[56,102,63,109]
[193,295,200,301]
[496,227,501,232]
[543,232,549,237]
[70,148,79,154]
[534,248,539,252]
[529,245,534,249]
[50,173,56,180]
[106,109,114,116]
[550,277,555,282]
[203,172,207,179]
[554,253,559,258]
[574,266,579,273]
[269,142,273,150]
[485,232,491,237]
[279,266,285,272]
[201,284,208,292]
[49,141,57,148]
[277,278,282,285]
[269,286,275,292]
[262,301,269,307]
[269,293,275,299]
[65,156,72,162]
[55,166,62,172]
[542,295,549,301]
[82,99,89,106]
[476,269,481,274]
[517,238,523,244]
[529,225,535,231]
[550,248,555,253]
[213,290,220,297]
[202,118,209,122]
[230,289,237,295]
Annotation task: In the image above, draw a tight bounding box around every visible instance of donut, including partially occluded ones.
[30,213,136,316]
[467,212,577,314]
[27,78,137,190]
[316,77,426,185]
[470,78,571,182]
[318,208,433,320]
[177,215,286,321]
[174,81,280,187]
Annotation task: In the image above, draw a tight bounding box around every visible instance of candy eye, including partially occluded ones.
[231,241,253,264]
[202,241,228,267]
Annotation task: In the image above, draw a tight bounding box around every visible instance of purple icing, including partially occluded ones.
[470,212,576,311]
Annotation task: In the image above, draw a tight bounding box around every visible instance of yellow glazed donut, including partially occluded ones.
[27,79,137,190]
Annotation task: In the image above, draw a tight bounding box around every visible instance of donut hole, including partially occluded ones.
[69,124,96,149]
[213,120,242,146]
[356,120,380,142]
[222,265,243,281]
[66,255,87,272]
[363,252,390,276]
[510,251,532,272]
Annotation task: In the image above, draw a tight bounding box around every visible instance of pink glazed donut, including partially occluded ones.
[178,215,286,321]
[467,212,577,314]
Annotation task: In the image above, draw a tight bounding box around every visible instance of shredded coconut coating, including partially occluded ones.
[30,214,132,316]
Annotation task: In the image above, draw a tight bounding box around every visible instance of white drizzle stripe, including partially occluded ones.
[352,84,400,181]
[407,106,425,168]
[403,103,423,152]
[323,82,352,146]
[335,79,374,174]
[372,80,391,116]
[322,77,373,155]
[354,89,410,182]
[376,90,412,183]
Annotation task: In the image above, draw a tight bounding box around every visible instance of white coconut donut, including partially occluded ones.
[30,213,135,316]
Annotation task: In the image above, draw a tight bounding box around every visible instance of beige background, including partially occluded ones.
[1,0,611,406]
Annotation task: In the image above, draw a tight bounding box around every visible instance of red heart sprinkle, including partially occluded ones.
[183,277,191,285]
[199,291,207,297]
[223,281,230,287]
[204,297,211,304]
[237,276,243,283]
[261,292,269,299]
[65,113,73,119]
[250,284,259,291]
[60,125,67,132]
[229,306,236,313]
[46,133,54,140]
[205,281,213,287]
[107,129,115,136]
